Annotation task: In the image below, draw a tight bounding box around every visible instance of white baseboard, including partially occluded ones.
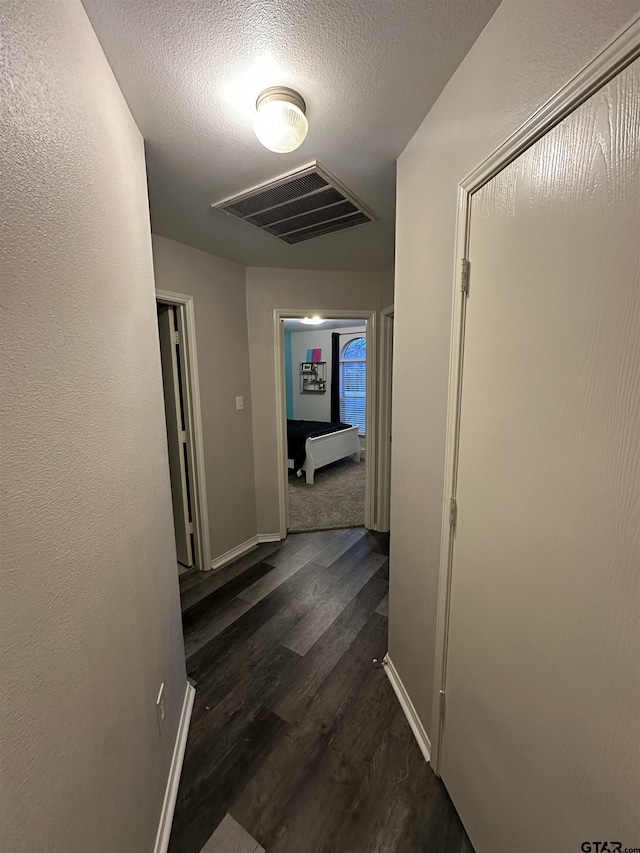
[210,536,259,571]
[209,533,283,571]
[257,533,282,543]
[153,680,196,853]
[384,654,431,764]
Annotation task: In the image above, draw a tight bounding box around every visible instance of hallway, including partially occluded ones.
[172,530,472,853]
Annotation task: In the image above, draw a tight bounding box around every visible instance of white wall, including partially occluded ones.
[0,3,186,851]
[246,268,381,535]
[290,326,366,421]
[152,235,257,562]
[291,329,333,420]
[389,0,640,738]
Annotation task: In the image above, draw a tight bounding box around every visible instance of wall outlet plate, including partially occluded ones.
[236,395,244,411]
[156,682,165,734]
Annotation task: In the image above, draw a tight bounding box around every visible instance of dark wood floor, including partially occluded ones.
[170,528,472,853]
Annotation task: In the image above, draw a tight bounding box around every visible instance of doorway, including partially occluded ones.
[156,290,211,574]
[282,316,368,533]
[274,309,378,536]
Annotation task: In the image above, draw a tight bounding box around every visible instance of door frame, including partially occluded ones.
[157,303,194,568]
[430,16,640,775]
[156,290,211,573]
[376,305,394,533]
[274,308,378,536]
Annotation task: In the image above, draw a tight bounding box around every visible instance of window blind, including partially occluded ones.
[339,336,366,434]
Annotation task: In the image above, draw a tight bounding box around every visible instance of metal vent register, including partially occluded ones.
[212,163,375,244]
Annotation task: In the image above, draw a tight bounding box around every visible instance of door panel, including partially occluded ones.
[158,305,194,568]
[442,61,639,852]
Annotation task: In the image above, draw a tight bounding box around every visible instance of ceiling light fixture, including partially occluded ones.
[253,87,308,153]
[299,316,324,325]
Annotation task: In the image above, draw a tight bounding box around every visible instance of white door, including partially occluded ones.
[441,60,639,852]
[157,304,194,568]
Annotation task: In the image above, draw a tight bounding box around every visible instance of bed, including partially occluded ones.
[287,419,361,485]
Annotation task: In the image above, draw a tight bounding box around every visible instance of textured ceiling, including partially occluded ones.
[82,0,501,271]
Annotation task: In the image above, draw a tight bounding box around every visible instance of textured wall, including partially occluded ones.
[389,0,640,738]
[246,268,380,535]
[0,3,186,851]
[152,235,257,561]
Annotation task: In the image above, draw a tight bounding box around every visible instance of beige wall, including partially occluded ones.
[0,4,186,852]
[246,268,381,535]
[152,235,257,562]
[389,0,640,737]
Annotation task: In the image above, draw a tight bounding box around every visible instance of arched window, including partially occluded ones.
[342,337,367,360]
[340,336,366,434]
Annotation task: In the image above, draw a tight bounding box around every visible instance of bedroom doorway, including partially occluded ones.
[276,310,378,535]
[156,290,211,575]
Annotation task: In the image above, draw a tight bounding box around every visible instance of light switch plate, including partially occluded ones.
[235,396,244,411]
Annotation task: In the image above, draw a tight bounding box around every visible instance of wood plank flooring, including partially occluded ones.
[171,529,472,853]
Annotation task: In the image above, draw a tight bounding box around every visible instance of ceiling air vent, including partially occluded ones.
[211,162,375,244]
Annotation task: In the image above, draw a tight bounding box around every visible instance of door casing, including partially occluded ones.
[157,303,193,567]
[274,308,378,536]
[376,305,394,533]
[156,290,211,573]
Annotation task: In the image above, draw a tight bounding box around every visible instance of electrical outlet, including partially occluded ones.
[235,395,244,411]
[156,682,165,734]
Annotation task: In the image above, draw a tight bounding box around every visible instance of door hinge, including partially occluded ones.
[188,522,194,534]
[181,430,187,444]
[439,689,446,718]
[173,330,180,345]
[449,496,458,528]
[461,258,469,294]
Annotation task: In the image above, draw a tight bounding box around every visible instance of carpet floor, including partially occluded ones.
[288,457,365,533]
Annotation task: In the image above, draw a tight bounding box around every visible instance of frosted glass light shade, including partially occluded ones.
[300,316,324,325]
[253,88,308,153]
